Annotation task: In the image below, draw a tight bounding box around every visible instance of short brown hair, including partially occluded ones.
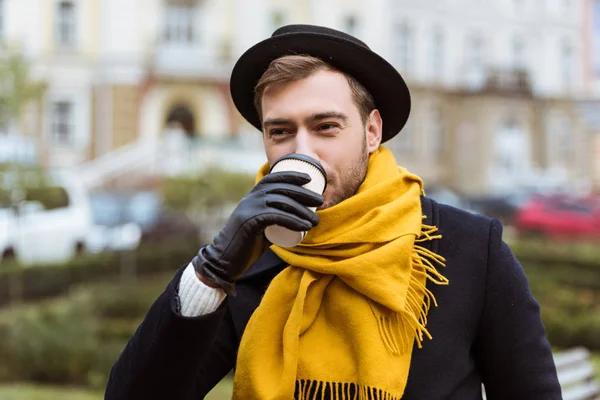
[253,55,375,126]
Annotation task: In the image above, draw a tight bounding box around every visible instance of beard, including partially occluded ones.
[318,134,369,210]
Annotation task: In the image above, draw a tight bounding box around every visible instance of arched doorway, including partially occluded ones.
[162,103,198,176]
[165,104,196,138]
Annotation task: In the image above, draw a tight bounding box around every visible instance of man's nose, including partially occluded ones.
[293,129,319,160]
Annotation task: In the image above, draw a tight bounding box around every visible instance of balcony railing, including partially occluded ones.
[483,68,532,95]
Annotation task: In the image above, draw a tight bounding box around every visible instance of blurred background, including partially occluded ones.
[0,0,599,398]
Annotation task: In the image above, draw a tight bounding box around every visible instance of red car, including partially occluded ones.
[515,195,600,239]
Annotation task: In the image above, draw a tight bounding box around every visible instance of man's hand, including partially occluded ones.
[192,171,323,293]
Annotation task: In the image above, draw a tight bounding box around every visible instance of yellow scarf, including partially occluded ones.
[232,146,449,400]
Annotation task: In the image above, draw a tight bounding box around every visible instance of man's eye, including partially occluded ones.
[269,129,287,136]
[318,123,339,131]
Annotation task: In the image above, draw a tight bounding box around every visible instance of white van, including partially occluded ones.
[0,169,93,266]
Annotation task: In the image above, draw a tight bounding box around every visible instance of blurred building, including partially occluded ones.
[0,0,598,195]
[379,0,595,196]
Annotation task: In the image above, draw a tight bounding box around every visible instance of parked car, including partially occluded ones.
[87,192,142,253]
[87,191,200,253]
[0,170,93,266]
[467,190,536,226]
[515,195,600,239]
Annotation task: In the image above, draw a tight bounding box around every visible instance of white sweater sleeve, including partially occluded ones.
[178,263,227,317]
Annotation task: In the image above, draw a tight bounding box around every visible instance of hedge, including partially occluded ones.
[0,240,199,307]
[1,236,599,308]
[161,167,254,212]
[509,239,600,271]
[0,275,172,388]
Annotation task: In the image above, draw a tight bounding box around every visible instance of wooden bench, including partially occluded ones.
[555,347,599,400]
[482,347,598,399]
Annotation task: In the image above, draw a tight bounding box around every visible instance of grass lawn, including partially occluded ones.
[0,378,233,400]
[0,384,101,400]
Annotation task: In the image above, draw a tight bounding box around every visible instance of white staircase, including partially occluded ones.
[77,139,161,189]
[76,135,266,190]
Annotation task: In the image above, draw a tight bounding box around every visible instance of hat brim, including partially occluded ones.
[230,32,411,143]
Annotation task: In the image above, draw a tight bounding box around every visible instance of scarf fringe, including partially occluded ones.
[377,221,449,355]
[296,380,402,400]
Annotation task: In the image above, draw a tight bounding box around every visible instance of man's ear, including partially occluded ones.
[365,109,383,152]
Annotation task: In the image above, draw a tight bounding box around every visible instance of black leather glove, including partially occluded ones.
[192,171,323,293]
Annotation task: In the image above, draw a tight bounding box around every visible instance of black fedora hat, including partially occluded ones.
[230,24,411,143]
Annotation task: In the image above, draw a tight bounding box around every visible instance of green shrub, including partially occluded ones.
[523,260,600,351]
[0,240,198,306]
[92,286,150,320]
[511,238,600,270]
[0,273,174,388]
[97,318,143,342]
[0,294,100,385]
[542,310,600,351]
[162,167,254,212]
[0,165,71,210]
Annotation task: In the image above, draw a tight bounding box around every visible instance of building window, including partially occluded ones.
[164,4,195,43]
[546,113,573,168]
[466,33,484,68]
[430,27,444,79]
[494,119,531,178]
[52,101,74,145]
[465,33,485,88]
[394,23,412,73]
[387,119,413,156]
[512,35,526,70]
[427,105,444,158]
[344,15,358,37]
[561,39,574,91]
[56,1,77,48]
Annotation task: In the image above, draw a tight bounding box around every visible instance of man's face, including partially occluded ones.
[260,69,382,209]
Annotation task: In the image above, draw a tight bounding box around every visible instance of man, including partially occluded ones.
[106,25,561,399]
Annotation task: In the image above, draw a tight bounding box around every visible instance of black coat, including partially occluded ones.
[105,198,562,400]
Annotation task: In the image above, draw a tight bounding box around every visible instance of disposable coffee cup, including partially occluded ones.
[264,154,327,248]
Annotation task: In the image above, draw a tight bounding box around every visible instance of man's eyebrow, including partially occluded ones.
[262,112,348,129]
[304,112,348,124]
[262,118,296,129]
